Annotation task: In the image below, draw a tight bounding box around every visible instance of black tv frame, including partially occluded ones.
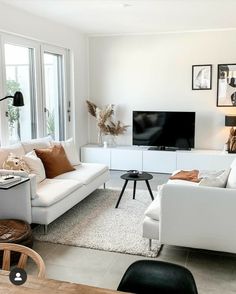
[132,110,195,151]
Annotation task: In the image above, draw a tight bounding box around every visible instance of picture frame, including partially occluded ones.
[192,64,212,90]
[217,64,236,107]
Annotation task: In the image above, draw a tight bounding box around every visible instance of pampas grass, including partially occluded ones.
[86,100,128,136]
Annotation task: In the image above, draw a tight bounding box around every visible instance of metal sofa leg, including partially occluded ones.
[43,225,48,235]
[149,239,152,250]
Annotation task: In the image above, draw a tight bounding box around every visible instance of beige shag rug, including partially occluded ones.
[33,188,161,257]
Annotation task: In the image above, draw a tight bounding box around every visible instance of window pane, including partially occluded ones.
[43,52,64,141]
[5,44,36,143]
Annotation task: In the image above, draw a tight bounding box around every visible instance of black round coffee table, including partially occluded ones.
[115,172,154,208]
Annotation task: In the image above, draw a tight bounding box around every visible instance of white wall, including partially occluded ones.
[89,31,236,150]
[0,2,89,148]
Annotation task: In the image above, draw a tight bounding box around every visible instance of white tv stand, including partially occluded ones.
[81,144,236,173]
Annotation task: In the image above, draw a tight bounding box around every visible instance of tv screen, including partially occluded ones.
[133,111,195,149]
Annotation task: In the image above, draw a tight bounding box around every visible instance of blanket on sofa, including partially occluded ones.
[170,170,200,182]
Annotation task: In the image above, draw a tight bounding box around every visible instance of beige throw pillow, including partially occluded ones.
[0,143,25,168]
[2,153,30,173]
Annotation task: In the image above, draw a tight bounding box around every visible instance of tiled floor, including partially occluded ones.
[28,171,236,294]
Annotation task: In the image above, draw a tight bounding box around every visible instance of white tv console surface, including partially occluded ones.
[81,144,236,173]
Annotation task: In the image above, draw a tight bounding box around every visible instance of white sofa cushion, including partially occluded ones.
[0,143,25,167]
[54,163,108,185]
[22,151,46,183]
[145,194,160,221]
[167,179,200,186]
[53,138,80,166]
[32,178,83,207]
[21,136,52,153]
[226,167,236,188]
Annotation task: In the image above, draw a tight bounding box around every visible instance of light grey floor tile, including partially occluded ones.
[98,252,150,289]
[32,241,57,260]
[44,263,105,286]
[157,246,189,267]
[43,244,117,271]
[186,251,236,293]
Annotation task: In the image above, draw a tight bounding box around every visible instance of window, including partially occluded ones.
[43,52,65,141]
[0,33,70,145]
[4,43,36,143]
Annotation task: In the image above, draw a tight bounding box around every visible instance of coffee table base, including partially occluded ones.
[115,179,154,208]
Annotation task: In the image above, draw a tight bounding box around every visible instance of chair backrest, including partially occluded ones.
[0,243,46,278]
[117,260,198,294]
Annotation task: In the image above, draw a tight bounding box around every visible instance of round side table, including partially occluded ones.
[115,172,154,208]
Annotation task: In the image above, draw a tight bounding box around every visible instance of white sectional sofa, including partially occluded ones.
[0,137,109,233]
[143,159,236,254]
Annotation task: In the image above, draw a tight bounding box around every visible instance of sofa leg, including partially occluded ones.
[157,244,164,256]
[43,225,48,235]
[103,183,106,189]
[149,239,152,250]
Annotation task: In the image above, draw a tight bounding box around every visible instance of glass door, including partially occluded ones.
[4,43,37,143]
[42,50,65,141]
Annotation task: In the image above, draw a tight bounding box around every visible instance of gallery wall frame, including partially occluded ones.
[217,63,236,107]
[192,64,212,90]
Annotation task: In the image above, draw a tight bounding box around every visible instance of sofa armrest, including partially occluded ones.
[0,169,37,199]
[28,173,37,199]
[160,184,236,253]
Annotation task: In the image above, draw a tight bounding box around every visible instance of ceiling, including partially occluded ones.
[1,0,236,35]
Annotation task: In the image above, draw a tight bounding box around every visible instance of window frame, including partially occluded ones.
[40,44,69,141]
[0,32,71,145]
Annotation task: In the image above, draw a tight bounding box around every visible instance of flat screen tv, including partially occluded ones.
[133,111,195,150]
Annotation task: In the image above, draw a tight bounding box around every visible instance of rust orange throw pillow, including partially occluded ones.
[35,145,75,178]
[170,170,200,183]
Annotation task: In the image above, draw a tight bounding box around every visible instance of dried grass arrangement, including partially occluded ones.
[86,100,129,140]
[227,127,236,153]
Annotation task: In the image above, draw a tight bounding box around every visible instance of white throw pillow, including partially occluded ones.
[21,136,52,153]
[226,167,236,188]
[22,151,46,183]
[144,186,162,221]
[198,170,225,178]
[53,138,80,166]
[199,169,230,188]
[0,143,25,168]
[145,196,160,221]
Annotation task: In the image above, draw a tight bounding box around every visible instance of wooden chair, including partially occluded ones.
[0,243,46,278]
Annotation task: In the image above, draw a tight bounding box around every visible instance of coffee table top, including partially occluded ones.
[121,172,153,181]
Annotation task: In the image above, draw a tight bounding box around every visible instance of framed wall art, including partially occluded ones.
[217,64,236,107]
[192,64,212,90]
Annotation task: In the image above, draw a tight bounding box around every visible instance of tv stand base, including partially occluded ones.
[148,146,191,151]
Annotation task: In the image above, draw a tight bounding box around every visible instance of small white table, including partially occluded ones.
[0,177,31,223]
[0,177,29,190]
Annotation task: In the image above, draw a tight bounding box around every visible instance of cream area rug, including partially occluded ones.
[34,188,161,257]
